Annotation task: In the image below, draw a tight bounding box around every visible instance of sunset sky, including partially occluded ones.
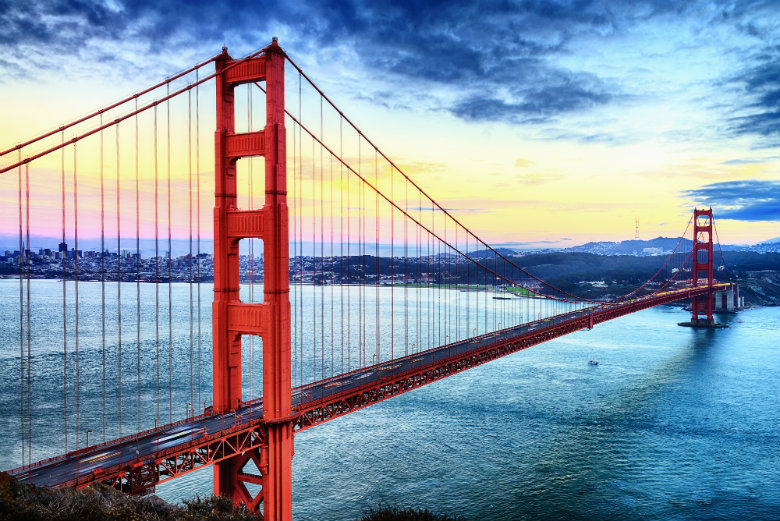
[0,0,778,249]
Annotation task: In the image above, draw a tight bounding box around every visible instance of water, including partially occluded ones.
[1,279,778,520]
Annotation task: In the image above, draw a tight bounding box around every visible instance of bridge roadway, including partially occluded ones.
[8,284,730,493]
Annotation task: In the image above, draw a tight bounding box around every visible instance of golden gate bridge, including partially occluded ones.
[0,39,736,520]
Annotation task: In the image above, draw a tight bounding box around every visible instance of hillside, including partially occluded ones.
[510,251,780,306]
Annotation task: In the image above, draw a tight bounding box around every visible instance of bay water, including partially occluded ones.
[0,279,778,520]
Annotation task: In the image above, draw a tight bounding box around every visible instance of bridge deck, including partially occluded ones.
[8,284,730,492]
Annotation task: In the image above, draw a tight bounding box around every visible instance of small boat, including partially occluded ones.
[588,360,599,366]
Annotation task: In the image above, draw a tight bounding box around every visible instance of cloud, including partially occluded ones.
[450,70,611,123]
[682,179,780,222]
[514,172,563,185]
[2,0,778,149]
[410,206,483,213]
[0,0,617,119]
[727,52,780,139]
[721,157,775,165]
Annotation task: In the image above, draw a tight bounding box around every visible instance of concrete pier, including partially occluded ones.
[678,317,729,328]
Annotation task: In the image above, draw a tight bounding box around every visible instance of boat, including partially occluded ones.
[588,360,599,366]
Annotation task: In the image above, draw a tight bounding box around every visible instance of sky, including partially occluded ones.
[0,0,778,249]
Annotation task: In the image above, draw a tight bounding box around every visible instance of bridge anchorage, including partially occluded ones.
[0,37,738,521]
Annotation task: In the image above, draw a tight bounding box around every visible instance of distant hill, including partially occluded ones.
[560,237,780,256]
[563,237,692,256]
[467,247,520,259]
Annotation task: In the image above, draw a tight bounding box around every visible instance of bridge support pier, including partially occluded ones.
[678,209,727,329]
[213,39,293,520]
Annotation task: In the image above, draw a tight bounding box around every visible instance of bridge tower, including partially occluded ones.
[213,39,292,519]
[690,208,714,326]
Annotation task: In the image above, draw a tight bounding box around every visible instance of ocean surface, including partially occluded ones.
[1,280,778,520]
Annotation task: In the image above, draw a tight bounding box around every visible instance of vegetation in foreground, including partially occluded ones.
[360,506,463,521]
[0,471,256,521]
[1,472,461,521]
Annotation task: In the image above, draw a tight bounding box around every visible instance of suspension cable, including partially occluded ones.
[282,54,592,303]
[256,81,582,304]
[280,106,582,302]
[1,45,278,175]
[0,57,217,158]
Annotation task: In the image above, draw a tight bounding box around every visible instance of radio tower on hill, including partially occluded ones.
[634,217,640,240]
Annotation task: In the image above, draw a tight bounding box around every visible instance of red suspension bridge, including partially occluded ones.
[0,40,737,520]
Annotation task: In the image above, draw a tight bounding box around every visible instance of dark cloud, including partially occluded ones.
[451,70,611,123]
[0,0,621,119]
[2,0,778,136]
[682,180,780,222]
[727,52,780,138]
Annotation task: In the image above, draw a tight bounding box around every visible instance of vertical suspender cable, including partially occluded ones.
[429,219,433,349]
[61,131,68,453]
[418,194,421,352]
[298,74,304,382]
[390,164,394,359]
[25,163,32,459]
[100,117,107,442]
[154,106,160,423]
[312,126,317,378]
[298,119,304,383]
[248,86,254,398]
[320,97,325,377]
[167,84,173,423]
[116,125,122,436]
[196,72,202,410]
[431,209,442,346]
[361,139,365,365]
[455,225,459,339]
[74,143,80,448]
[189,88,194,408]
[291,101,297,387]
[18,152,24,465]
[375,149,379,364]
[339,117,344,375]
[360,139,365,366]
[444,219,447,342]
[404,178,408,356]
[466,233,470,336]
[330,147,334,374]
[345,121,351,373]
[135,99,141,432]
